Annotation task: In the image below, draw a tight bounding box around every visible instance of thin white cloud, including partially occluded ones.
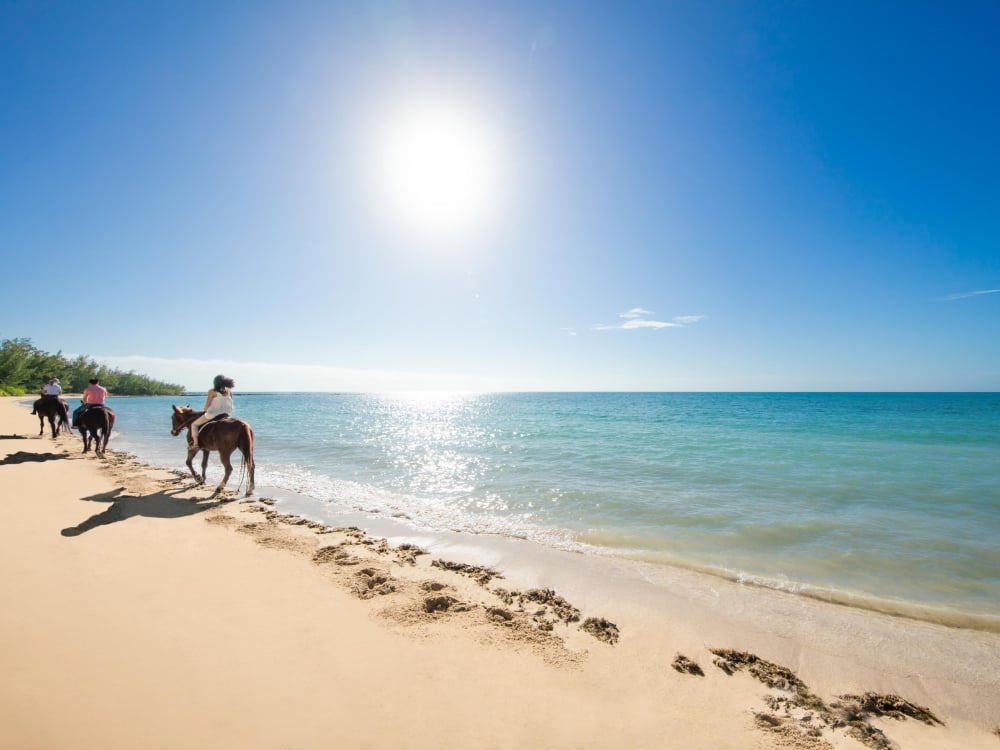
[621,318,680,329]
[592,309,705,331]
[939,289,1000,301]
[620,307,654,319]
[671,314,706,325]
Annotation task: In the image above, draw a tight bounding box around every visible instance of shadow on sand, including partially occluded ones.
[1,451,68,465]
[61,486,232,537]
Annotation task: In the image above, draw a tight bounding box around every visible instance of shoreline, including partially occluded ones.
[275,485,1000,635]
[94,392,1000,636]
[3,396,999,749]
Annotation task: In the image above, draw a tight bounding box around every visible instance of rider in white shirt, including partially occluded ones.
[32,378,62,415]
[190,375,235,450]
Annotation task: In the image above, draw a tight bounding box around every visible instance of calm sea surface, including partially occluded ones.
[96,392,1000,629]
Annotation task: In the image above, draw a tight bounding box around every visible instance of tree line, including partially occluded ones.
[0,338,185,396]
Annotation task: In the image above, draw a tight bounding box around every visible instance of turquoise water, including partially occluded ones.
[97,392,1000,629]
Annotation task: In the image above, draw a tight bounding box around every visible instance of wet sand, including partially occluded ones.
[1,396,998,749]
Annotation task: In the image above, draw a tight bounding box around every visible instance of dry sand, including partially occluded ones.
[1,396,998,749]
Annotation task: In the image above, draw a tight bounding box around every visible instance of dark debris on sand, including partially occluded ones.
[710,649,809,692]
[431,559,503,585]
[710,648,944,750]
[832,692,942,726]
[672,654,704,676]
[580,617,619,645]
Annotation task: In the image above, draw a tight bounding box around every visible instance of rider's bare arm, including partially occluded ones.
[203,390,217,411]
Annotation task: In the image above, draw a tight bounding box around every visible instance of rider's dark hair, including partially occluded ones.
[213,374,235,393]
[89,378,99,384]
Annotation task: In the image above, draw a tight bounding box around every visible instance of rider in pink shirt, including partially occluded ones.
[73,378,108,427]
[83,379,107,405]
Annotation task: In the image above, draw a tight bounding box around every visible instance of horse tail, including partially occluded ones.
[240,422,256,493]
[103,409,115,451]
[59,400,71,432]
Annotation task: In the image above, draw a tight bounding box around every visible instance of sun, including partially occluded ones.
[370,97,504,243]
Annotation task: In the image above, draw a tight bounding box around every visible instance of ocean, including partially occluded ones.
[90,392,1000,631]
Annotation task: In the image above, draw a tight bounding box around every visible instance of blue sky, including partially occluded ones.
[2,1,998,391]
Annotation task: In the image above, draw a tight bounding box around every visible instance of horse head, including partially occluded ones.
[170,405,197,436]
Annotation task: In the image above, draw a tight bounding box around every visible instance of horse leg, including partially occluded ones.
[186,447,203,484]
[48,416,57,439]
[247,454,255,496]
[82,428,90,453]
[201,450,210,484]
[243,449,255,496]
[216,449,233,492]
[38,415,44,436]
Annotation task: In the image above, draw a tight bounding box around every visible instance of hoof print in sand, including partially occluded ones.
[352,568,396,599]
[672,654,704,676]
[423,595,471,614]
[312,545,361,566]
[580,617,619,645]
[490,587,584,633]
[420,581,472,614]
[520,589,581,624]
[395,543,427,566]
[754,712,784,728]
[486,606,515,624]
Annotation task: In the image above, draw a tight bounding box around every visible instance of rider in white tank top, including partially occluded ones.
[206,391,233,418]
[190,374,236,449]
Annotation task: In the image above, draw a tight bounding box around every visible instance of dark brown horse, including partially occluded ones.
[33,396,71,438]
[170,405,255,495]
[77,405,115,457]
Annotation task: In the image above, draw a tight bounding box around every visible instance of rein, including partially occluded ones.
[171,411,203,436]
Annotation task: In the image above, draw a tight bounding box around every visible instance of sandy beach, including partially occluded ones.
[1,396,998,749]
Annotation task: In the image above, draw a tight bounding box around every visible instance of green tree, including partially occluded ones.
[0,337,185,396]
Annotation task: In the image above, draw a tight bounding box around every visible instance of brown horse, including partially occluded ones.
[77,405,115,457]
[170,405,255,496]
[33,396,71,438]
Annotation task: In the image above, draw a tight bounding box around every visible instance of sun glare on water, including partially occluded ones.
[370,97,505,244]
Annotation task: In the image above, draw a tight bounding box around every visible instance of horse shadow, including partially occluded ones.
[1,451,68,465]
[61,485,231,537]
